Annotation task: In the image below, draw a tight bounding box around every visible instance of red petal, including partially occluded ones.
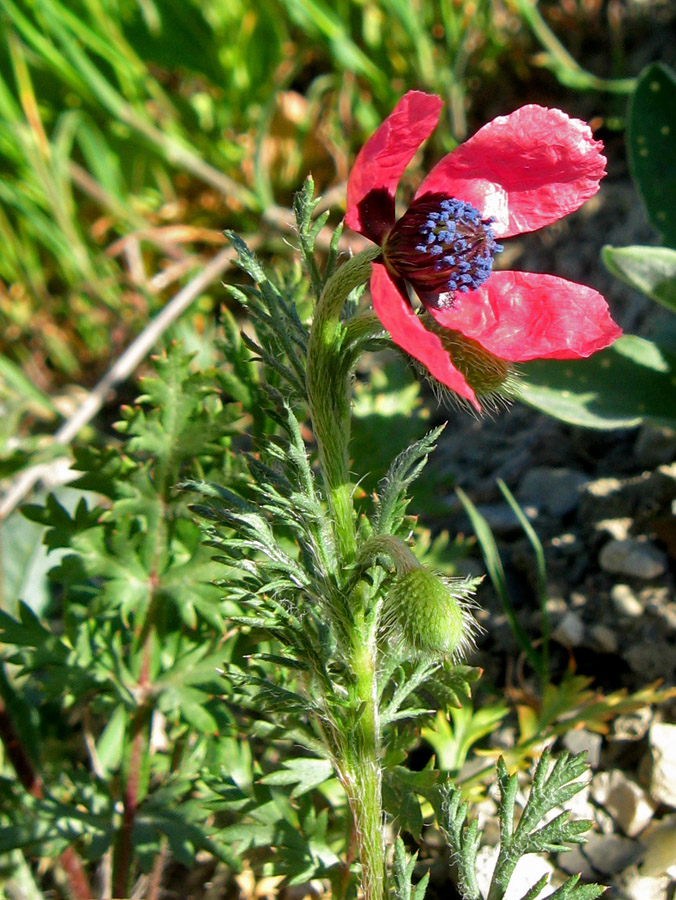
[430,270,622,361]
[416,105,606,238]
[370,263,481,409]
[346,91,442,245]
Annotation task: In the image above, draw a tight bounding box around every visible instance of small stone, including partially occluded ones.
[585,476,623,497]
[569,590,587,609]
[551,532,578,549]
[659,461,676,482]
[475,503,526,537]
[611,584,644,617]
[583,832,642,875]
[599,538,667,579]
[595,517,633,540]
[562,730,603,768]
[557,845,596,880]
[614,866,672,900]
[475,845,555,900]
[490,726,516,750]
[591,770,656,837]
[518,467,588,517]
[626,643,676,681]
[552,610,585,647]
[589,624,618,653]
[474,797,499,832]
[640,814,676,878]
[594,805,617,835]
[545,596,567,615]
[474,846,498,899]
[634,424,676,468]
[612,707,652,742]
[648,723,676,808]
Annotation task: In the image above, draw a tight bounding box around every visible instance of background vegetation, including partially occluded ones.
[1,1,675,898]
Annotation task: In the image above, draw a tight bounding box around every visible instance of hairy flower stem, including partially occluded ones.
[306,247,386,899]
[344,618,386,900]
[306,246,381,563]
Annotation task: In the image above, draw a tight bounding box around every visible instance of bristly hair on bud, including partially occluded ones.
[422,314,517,396]
[381,565,483,661]
[407,314,519,416]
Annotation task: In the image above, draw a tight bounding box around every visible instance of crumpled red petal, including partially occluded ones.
[345,91,442,245]
[416,105,606,239]
[429,270,622,361]
[370,262,480,409]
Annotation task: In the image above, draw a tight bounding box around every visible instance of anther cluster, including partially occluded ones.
[383,193,503,301]
[415,198,503,293]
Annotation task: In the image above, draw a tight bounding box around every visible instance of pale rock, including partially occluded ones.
[474,845,499,900]
[545,596,567,615]
[660,461,676,481]
[594,805,618,836]
[586,477,622,497]
[551,532,577,549]
[599,538,667,579]
[474,797,500,847]
[552,611,585,647]
[474,845,554,900]
[611,584,644,618]
[562,730,603,768]
[590,770,656,837]
[596,517,633,540]
[649,723,676,808]
[589,623,618,653]
[475,503,526,537]
[582,832,642,875]
[640,814,676,878]
[612,706,652,742]
[614,866,672,900]
[557,845,596,880]
[626,642,676,681]
[634,424,676,467]
[518,467,588,517]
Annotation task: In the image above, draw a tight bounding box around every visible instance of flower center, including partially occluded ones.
[382,193,503,302]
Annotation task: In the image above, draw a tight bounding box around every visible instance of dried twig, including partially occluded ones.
[0,242,256,520]
[0,188,368,519]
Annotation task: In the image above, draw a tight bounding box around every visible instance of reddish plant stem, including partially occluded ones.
[112,632,153,899]
[147,837,168,900]
[0,699,93,900]
[0,702,40,794]
[59,847,94,900]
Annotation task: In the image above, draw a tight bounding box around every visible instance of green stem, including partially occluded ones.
[305,246,387,898]
[513,0,635,94]
[358,534,420,575]
[342,619,386,900]
[306,246,380,563]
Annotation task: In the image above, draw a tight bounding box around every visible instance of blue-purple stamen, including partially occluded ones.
[415,197,503,294]
[382,192,504,301]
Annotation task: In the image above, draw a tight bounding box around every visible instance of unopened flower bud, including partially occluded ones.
[422,314,516,402]
[382,566,481,660]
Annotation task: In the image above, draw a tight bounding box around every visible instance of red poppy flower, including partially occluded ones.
[345,91,622,410]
